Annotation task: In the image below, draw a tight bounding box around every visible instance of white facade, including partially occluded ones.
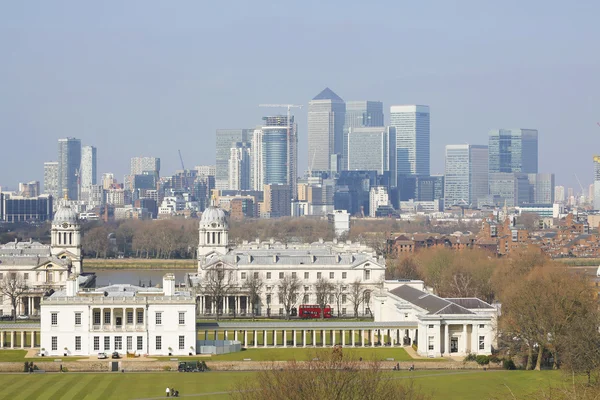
[372,282,497,357]
[369,186,389,217]
[40,274,196,357]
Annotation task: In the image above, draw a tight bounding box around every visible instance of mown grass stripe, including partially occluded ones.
[2,374,42,399]
[70,373,103,400]
[83,373,114,400]
[34,374,79,400]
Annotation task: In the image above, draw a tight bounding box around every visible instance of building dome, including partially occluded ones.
[200,206,229,229]
[53,204,78,225]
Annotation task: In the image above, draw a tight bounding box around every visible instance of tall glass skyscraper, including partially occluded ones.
[343,101,384,170]
[57,137,81,200]
[488,129,538,174]
[347,127,396,184]
[389,105,430,178]
[444,144,488,207]
[308,88,345,173]
[215,129,253,190]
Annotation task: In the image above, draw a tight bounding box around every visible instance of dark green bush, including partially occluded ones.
[464,353,477,362]
[502,359,516,370]
[475,355,490,365]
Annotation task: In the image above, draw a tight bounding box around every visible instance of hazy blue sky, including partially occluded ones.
[1,1,599,191]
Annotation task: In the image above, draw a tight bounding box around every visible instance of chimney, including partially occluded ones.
[66,276,78,297]
[163,273,176,296]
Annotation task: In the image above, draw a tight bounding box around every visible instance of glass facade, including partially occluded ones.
[343,101,384,169]
[347,127,395,176]
[215,129,252,190]
[390,105,430,177]
[444,144,488,207]
[308,88,345,172]
[0,194,53,222]
[488,129,538,174]
[58,137,81,200]
[262,127,288,185]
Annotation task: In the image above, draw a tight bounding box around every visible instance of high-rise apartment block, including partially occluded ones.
[593,156,600,210]
[262,184,291,218]
[215,129,253,190]
[343,101,384,169]
[18,181,40,198]
[488,129,538,174]
[130,156,160,176]
[308,88,345,173]
[347,127,396,184]
[369,186,389,217]
[43,161,59,199]
[390,105,430,178]
[58,137,81,200]
[554,186,565,203]
[228,142,251,191]
[444,144,488,207]
[80,145,97,198]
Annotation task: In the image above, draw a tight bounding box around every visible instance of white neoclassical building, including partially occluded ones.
[0,203,94,317]
[188,205,386,317]
[40,274,196,357]
[372,281,497,357]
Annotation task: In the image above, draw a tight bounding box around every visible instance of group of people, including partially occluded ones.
[165,387,179,397]
[392,363,415,371]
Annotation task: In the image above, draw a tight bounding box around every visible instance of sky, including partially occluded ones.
[1,1,599,192]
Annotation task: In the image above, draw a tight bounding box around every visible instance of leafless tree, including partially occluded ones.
[0,273,28,321]
[243,273,263,320]
[314,277,334,319]
[200,264,234,321]
[348,278,365,319]
[278,274,301,320]
[332,281,346,317]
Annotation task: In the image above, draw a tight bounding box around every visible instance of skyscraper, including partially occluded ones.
[593,156,600,210]
[488,129,538,174]
[343,101,384,169]
[130,156,160,176]
[554,186,565,203]
[308,88,345,173]
[347,127,396,183]
[57,137,81,200]
[444,144,488,207]
[389,105,430,178]
[228,142,251,191]
[215,129,253,190]
[43,161,59,199]
[528,173,555,204]
[80,145,97,191]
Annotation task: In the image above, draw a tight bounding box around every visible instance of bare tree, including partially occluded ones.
[0,274,28,321]
[278,274,301,320]
[332,281,346,317]
[348,278,365,319]
[314,277,334,319]
[243,273,263,320]
[200,264,234,321]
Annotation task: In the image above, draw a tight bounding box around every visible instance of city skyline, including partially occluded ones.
[1,2,599,190]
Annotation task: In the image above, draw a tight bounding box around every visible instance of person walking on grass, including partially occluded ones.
[166,387,170,397]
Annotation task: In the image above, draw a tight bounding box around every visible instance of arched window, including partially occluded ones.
[217,232,221,245]
[69,232,73,245]
[206,232,210,244]
[212,232,216,244]
[63,232,67,245]
[58,232,61,245]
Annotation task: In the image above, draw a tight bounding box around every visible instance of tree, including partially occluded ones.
[0,274,28,321]
[278,274,301,320]
[231,348,429,400]
[314,278,334,320]
[332,281,346,317]
[348,278,365,318]
[519,212,540,232]
[243,273,263,320]
[82,225,110,258]
[388,256,422,280]
[200,264,234,321]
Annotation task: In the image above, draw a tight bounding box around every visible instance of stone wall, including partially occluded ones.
[205,360,499,371]
[0,361,179,373]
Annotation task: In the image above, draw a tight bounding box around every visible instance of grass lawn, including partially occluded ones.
[0,350,86,362]
[0,370,566,400]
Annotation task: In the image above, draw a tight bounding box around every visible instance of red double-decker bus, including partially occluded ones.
[298,304,332,319]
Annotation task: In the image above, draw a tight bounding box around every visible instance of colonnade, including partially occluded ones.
[91,307,145,331]
[0,330,38,349]
[198,296,250,315]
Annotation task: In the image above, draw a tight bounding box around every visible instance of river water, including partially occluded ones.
[88,269,193,287]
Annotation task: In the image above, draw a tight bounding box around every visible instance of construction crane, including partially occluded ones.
[574,173,586,202]
[258,104,303,138]
[178,150,189,191]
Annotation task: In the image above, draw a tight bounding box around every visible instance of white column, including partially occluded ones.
[283,330,287,348]
[342,330,346,347]
[0,331,4,348]
[273,330,277,346]
[11,331,15,349]
[332,330,336,346]
[321,330,325,347]
[254,330,258,348]
[293,330,297,347]
[362,330,365,347]
[244,330,248,347]
[303,330,306,347]
[444,324,449,356]
[264,330,268,348]
[312,330,316,347]
[234,330,239,342]
[371,330,375,347]
[462,324,467,355]
[21,331,25,349]
[31,331,35,348]
[351,330,355,347]
[473,324,479,353]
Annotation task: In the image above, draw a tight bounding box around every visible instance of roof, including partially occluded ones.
[312,87,343,102]
[389,285,474,315]
[445,298,495,309]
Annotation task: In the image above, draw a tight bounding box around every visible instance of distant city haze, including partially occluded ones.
[1,1,599,189]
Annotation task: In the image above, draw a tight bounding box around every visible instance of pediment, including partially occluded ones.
[34,260,69,271]
[350,260,385,270]
[204,259,237,270]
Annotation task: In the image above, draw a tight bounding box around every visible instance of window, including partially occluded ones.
[317,272,322,279]
[428,325,434,329]
[279,272,284,279]
[93,337,100,351]
[428,336,434,351]
[342,294,347,303]
[104,311,111,324]
[0,273,3,279]
[179,312,185,325]
[24,273,29,280]
[253,272,259,279]
[241,272,246,279]
[179,335,185,350]
[404,313,409,318]
[115,336,122,350]
[292,272,297,278]
[127,311,133,324]
[278,308,284,316]
[156,336,162,350]
[479,324,485,329]
[155,312,162,325]
[342,272,347,279]
[104,337,110,351]
[329,294,334,303]
[479,336,485,350]
[51,313,58,326]
[266,294,271,304]
[266,272,271,279]
[75,312,81,326]
[51,337,57,351]
[342,308,346,315]
[137,336,143,351]
[127,336,132,351]
[303,294,309,303]
[329,272,334,279]
[304,272,309,279]
[364,270,371,280]
[137,311,143,324]
[75,336,81,351]
[93,311,101,325]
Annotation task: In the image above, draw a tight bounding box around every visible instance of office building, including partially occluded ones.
[343,101,384,169]
[489,173,530,207]
[308,88,345,172]
[488,129,538,174]
[195,165,216,177]
[554,185,565,204]
[0,193,53,223]
[528,173,555,204]
[262,184,291,218]
[444,144,488,207]
[19,181,40,198]
[228,142,251,191]
[389,105,430,177]
[43,162,59,199]
[215,129,253,190]
[58,138,81,200]
[415,175,445,203]
[347,127,396,184]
